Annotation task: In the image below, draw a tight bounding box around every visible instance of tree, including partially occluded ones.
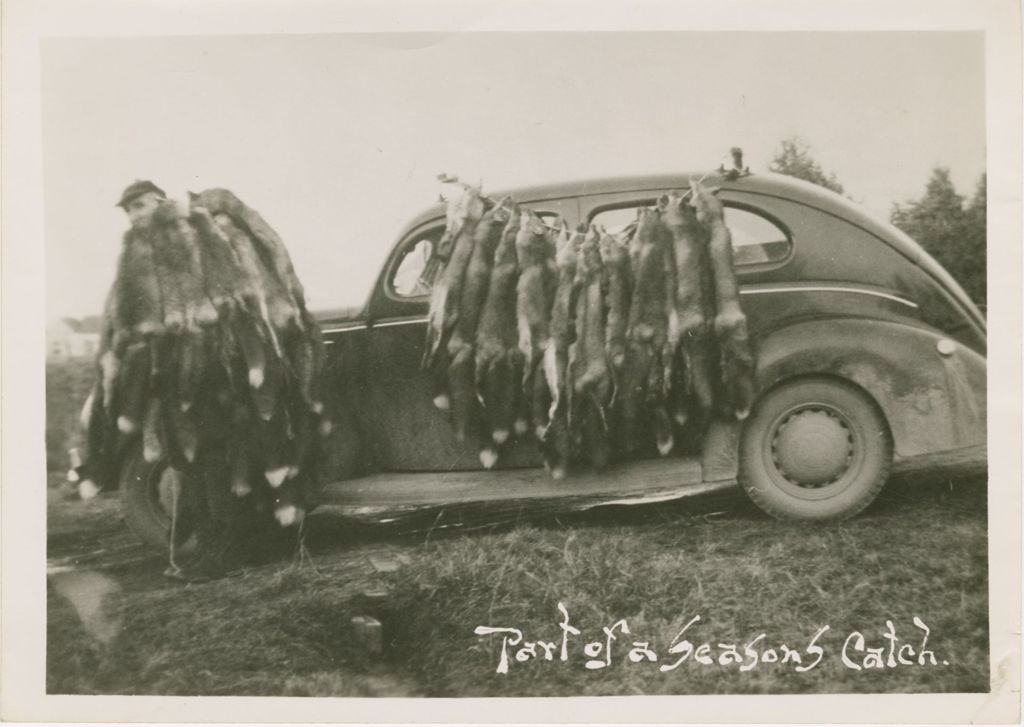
[769,138,845,195]
[890,169,986,309]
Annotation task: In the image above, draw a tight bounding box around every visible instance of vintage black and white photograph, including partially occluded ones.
[2,0,1021,722]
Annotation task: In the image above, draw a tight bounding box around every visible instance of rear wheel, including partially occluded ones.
[738,377,892,521]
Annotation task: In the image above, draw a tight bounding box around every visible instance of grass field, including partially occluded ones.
[46,358,96,473]
[46,470,989,697]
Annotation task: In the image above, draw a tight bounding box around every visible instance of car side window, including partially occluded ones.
[388,212,563,299]
[589,203,791,266]
[391,232,437,298]
[725,207,791,265]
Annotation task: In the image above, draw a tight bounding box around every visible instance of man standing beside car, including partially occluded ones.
[67,180,248,582]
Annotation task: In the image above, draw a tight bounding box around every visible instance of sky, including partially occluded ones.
[41,31,985,319]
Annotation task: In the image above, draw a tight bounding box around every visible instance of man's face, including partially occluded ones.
[124,191,163,227]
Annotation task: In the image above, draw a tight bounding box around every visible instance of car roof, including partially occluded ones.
[392,170,983,330]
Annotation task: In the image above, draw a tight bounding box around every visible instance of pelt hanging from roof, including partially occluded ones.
[422,175,756,480]
[75,190,327,528]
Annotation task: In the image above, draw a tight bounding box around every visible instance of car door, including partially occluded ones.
[364,198,579,471]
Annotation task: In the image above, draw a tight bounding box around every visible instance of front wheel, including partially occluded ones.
[119,446,198,554]
[738,377,893,521]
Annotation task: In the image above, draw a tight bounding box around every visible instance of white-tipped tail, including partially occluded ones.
[117,416,138,434]
[164,311,184,330]
[78,479,100,500]
[492,429,510,444]
[535,425,547,440]
[433,394,451,412]
[265,467,289,488]
[143,444,162,463]
[66,468,80,484]
[735,407,750,421]
[79,392,95,430]
[311,401,324,415]
[249,367,265,389]
[542,345,560,422]
[657,436,674,456]
[274,504,304,527]
[479,448,499,469]
[551,466,567,481]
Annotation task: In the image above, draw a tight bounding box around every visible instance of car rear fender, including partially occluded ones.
[753,318,986,460]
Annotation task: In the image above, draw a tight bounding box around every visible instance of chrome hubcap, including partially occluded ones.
[771,406,853,488]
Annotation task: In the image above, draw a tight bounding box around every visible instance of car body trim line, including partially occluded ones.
[740,286,918,309]
[322,289,916,335]
[371,317,430,328]
[321,324,368,334]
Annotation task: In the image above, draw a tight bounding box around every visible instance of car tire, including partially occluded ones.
[738,376,893,521]
[119,445,198,555]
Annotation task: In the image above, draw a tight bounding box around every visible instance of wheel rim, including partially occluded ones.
[142,458,197,548]
[142,459,174,526]
[764,402,863,500]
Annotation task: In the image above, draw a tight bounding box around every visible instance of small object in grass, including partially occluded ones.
[367,554,401,574]
[163,558,227,583]
[351,615,384,656]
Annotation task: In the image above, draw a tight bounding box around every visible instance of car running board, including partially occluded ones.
[313,456,738,521]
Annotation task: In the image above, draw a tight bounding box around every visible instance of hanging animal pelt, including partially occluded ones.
[515,209,559,449]
[475,205,526,466]
[417,172,755,481]
[570,225,612,469]
[622,205,675,457]
[74,191,327,529]
[690,180,756,420]
[422,181,488,412]
[542,222,581,479]
[660,189,717,434]
[448,197,512,445]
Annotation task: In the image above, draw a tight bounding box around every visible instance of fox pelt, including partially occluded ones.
[74,191,327,529]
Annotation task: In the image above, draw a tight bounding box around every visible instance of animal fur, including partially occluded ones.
[542,223,581,478]
[475,206,525,460]
[515,209,558,446]
[447,199,511,443]
[691,181,756,420]
[571,225,612,469]
[149,201,216,331]
[423,185,486,410]
[196,188,311,320]
[75,188,326,522]
[624,206,674,456]
[660,191,717,428]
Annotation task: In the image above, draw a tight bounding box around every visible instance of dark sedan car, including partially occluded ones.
[121,170,987,548]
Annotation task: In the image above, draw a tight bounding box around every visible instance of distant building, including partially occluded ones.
[46,316,101,360]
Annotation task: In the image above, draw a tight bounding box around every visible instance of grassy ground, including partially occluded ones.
[46,471,989,697]
[46,358,96,473]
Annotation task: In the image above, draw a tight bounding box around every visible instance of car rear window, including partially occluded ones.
[589,203,791,266]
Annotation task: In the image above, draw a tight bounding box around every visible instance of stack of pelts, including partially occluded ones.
[619,180,757,460]
[76,189,327,529]
[421,176,756,480]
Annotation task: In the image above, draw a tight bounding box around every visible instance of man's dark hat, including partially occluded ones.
[116,180,166,209]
